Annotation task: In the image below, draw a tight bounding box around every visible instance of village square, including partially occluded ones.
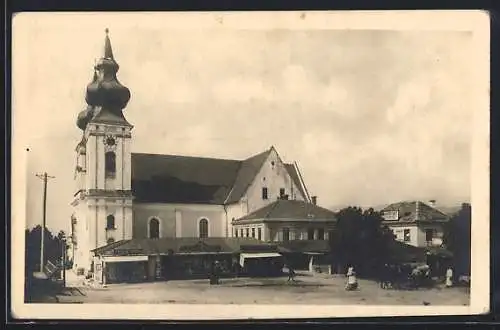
[23,26,472,307]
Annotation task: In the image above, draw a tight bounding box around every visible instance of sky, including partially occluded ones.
[14,13,477,234]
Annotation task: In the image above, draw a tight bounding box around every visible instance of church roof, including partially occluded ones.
[233,199,337,222]
[131,148,308,205]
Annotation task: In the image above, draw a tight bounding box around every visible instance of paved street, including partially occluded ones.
[48,271,470,305]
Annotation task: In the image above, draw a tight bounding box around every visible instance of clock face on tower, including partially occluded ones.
[104,135,116,149]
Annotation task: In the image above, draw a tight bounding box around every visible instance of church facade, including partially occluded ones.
[69,30,312,274]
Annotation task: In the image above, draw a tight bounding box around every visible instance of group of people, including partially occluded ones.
[345,263,455,291]
[379,263,455,290]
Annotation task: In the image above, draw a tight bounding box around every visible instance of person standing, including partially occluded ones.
[345,266,358,291]
[445,266,453,288]
[287,264,296,282]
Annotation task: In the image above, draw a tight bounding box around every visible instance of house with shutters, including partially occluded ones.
[380,200,450,248]
[69,29,314,275]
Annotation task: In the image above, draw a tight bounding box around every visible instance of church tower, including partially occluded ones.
[71,29,133,273]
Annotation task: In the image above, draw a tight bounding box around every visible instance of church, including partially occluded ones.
[69,30,334,279]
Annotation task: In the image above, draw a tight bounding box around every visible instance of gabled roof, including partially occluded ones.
[131,147,308,205]
[92,237,276,256]
[234,199,337,222]
[224,149,272,204]
[381,201,449,223]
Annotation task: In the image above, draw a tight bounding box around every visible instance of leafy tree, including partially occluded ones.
[443,203,471,276]
[330,206,395,277]
[25,225,68,275]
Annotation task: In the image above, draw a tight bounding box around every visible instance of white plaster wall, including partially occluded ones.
[233,223,266,240]
[252,222,335,242]
[243,149,306,214]
[416,224,445,247]
[225,203,246,238]
[133,203,226,239]
[389,223,445,247]
[390,225,420,247]
[85,133,97,190]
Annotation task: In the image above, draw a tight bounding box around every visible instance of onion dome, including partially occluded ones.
[76,105,95,131]
[85,68,100,106]
[85,28,131,111]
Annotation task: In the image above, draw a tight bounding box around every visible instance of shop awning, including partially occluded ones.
[239,252,282,267]
[102,255,149,263]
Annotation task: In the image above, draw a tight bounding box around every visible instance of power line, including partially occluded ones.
[35,172,55,273]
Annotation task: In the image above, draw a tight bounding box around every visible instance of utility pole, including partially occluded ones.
[61,234,67,287]
[35,172,55,273]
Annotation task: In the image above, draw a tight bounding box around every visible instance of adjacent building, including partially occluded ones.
[381,200,450,248]
[232,198,337,242]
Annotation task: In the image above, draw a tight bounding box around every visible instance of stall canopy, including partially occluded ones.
[92,237,277,257]
[239,252,283,267]
[101,255,148,263]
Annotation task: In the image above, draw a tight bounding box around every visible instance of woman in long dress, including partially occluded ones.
[345,266,358,291]
[445,267,453,288]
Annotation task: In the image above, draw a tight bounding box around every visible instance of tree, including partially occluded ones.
[443,203,471,276]
[25,225,68,275]
[330,206,395,277]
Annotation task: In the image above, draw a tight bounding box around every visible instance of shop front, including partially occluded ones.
[239,252,284,277]
[94,255,150,285]
[92,237,284,283]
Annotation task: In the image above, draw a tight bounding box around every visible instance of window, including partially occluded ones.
[308,228,315,240]
[318,228,325,240]
[283,228,290,241]
[107,237,115,244]
[251,228,256,238]
[199,218,209,238]
[258,228,262,240]
[234,229,238,237]
[106,215,115,230]
[425,229,434,242]
[246,228,250,237]
[403,229,411,242]
[279,188,285,198]
[149,218,160,239]
[262,187,268,200]
[240,229,244,238]
[105,151,116,178]
[328,230,335,241]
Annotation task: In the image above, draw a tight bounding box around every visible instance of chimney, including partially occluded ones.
[311,196,317,205]
[428,199,436,208]
[415,201,420,221]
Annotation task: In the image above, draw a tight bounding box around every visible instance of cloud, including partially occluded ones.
[211,64,349,112]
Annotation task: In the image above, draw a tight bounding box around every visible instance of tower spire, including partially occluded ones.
[77,28,131,131]
[104,28,114,60]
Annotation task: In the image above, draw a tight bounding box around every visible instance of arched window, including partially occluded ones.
[149,218,160,239]
[106,215,115,230]
[199,218,209,238]
[105,151,116,178]
[107,237,115,244]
